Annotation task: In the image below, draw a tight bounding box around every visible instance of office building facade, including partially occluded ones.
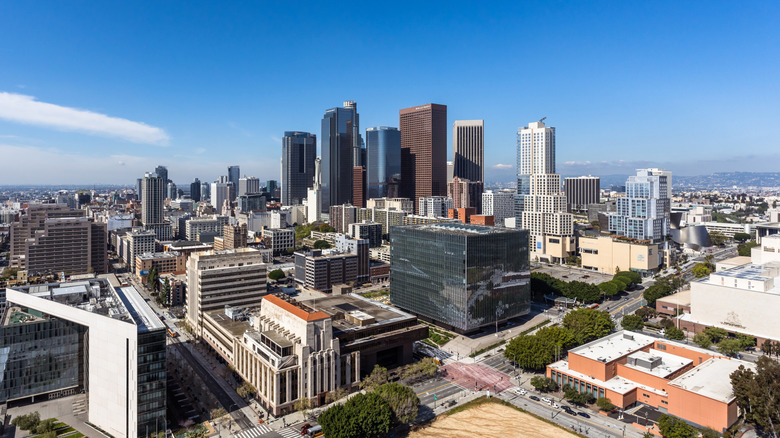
[448,176,483,212]
[239,177,261,198]
[281,131,316,206]
[349,221,383,248]
[418,196,453,218]
[294,249,358,292]
[399,103,447,213]
[564,176,600,212]
[482,190,516,226]
[190,178,201,202]
[390,224,530,333]
[366,126,401,199]
[321,101,360,213]
[228,165,240,200]
[141,172,165,226]
[452,120,484,183]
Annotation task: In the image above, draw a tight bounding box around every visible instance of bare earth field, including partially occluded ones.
[407,402,576,438]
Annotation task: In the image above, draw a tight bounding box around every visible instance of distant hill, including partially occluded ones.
[674,172,780,189]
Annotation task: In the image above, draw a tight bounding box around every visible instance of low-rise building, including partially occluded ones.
[470,215,494,226]
[578,236,661,275]
[262,228,295,255]
[135,251,185,283]
[163,240,212,264]
[294,249,358,292]
[547,331,752,432]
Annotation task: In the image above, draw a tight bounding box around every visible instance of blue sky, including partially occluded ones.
[1,1,779,185]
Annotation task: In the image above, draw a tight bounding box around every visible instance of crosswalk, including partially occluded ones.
[232,425,300,438]
[232,424,272,438]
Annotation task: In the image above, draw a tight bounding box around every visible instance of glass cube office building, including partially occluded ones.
[390,224,530,333]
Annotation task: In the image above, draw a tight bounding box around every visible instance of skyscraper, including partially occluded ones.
[281,131,317,206]
[200,181,210,202]
[399,103,447,213]
[154,165,169,184]
[142,171,165,225]
[136,178,143,202]
[239,177,261,197]
[366,126,401,199]
[307,157,323,222]
[564,176,600,212]
[226,165,240,201]
[608,169,671,242]
[211,181,231,213]
[321,101,360,212]
[352,166,366,208]
[453,120,484,183]
[516,119,574,262]
[190,178,201,202]
[167,182,177,200]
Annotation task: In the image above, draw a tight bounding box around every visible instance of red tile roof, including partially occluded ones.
[263,294,329,322]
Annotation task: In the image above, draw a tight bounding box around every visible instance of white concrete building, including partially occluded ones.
[6,276,165,438]
[261,228,295,255]
[482,190,515,225]
[418,196,453,218]
[608,169,671,243]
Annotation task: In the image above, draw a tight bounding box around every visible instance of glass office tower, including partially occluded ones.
[281,132,317,206]
[390,224,530,333]
[366,126,401,199]
[321,101,360,213]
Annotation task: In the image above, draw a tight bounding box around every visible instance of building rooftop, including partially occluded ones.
[569,331,655,363]
[303,293,414,334]
[264,294,329,322]
[204,308,251,338]
[668,357,753,403]
[656,289,691,306]
[400,223,515,235]
[624,349,692,378]
[7,276,164,333]
[716,256,752,270]
[137,251,182,261]
[167,240,212,249]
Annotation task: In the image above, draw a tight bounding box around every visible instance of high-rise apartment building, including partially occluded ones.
[186,248,267,335]
[167,182,177,200]
[141,172,165,226]
[190,178,201,202]
[390,224,530,333]
[516,120,574,262]
[307,157,323,223]
[200,181,210,202]
[321,101,360,212]
[366,197,414,214]
[211,181,231,212]
[366,126,401,199]
[447,176,483,213]
[136,178,143,202]
[10,204,83,268]
[228,165,240,200]
[399,103,447,213]
[608,169,671,242]
[330,204,358,234]
[564,176,600,212]
[453,120,484,183]
[281,131,316,206]
[482,190,516,226]
[418,196,453,218]
[239,177,261,198]
[348,221,383,248]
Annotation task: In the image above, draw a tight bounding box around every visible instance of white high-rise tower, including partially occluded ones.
[516,119,573,262]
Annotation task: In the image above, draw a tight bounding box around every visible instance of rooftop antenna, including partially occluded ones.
[539,117,547,123]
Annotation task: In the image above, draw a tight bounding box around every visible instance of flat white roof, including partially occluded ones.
[668,357,753,403]
[569,331,655,363]
[549,360,667,397]
[656,289,691,306]
[624,349,692,378]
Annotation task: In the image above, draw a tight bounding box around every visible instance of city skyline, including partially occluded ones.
[1,2,780,185]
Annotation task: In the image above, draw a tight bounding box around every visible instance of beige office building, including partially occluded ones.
[186,248,267,335]
[579,236,661,275]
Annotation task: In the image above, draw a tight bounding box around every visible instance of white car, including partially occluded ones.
[541,397,551,404]
[512,387,527,395]
[551,402,560,409]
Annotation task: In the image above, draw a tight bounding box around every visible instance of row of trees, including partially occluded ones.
[643,274,687,307]
[597,270,643,298]
[531,273,601,303]
[504,309,615,371]
[692,327,755,356]
[318,382,419,438]
[731,356,780,437]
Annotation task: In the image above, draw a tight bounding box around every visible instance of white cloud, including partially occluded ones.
[0,92,170,145]
[492,163,513,170]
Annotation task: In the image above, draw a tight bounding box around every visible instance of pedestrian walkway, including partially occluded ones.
[233,424,272,438]
[276,428,301,438]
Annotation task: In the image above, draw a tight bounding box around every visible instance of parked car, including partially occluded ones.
[529,395,540,401]
[577,412,591,419]
[551,402,560,409]
[540,397,551,404]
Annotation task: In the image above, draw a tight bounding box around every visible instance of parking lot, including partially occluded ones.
[534,264,613,285]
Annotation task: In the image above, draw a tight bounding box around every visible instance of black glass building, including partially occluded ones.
[390,224,530,333]
[366,126,401,200]
[281,131,316,206]
[321,101,360,213]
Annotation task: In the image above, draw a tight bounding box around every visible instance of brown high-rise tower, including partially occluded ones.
[399,103,447,213]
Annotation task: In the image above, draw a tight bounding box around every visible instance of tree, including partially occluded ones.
[658,414,698,438]
[664,326,685,341]
[700,428,720,438]
[643,283,673,307]
[621,314,645,331]
[360,364,389,391]
[11,411,40,430]
[313,239,332,250]
[703,327,728,343]
[318,223,335,233]
[294,397,311,418]
[562,308,616,345]
[596,397,615,412]
[692,263,713,278]
[734,232,751,243]
[158,277,170,307]
[147,266,159,291]
[325,387,349,403]
[693,332,712,349]
[209,407,228,420]
[237,381,257,399]
[635,306,657,321]
[737,334,756,350]
[530,376,558,392]
[504,335,555,371]
[374,383,420,424]
[717,338,743,357]
[535,326,577,350]
[762,339,774,355]
[615,270,642,286]
[399,357,438,383]
[738,241,760,257]
[598,281,620,298]
[563,385,595,405]
[731,356,780,437]
[320,392,393,438]
[610,277,629,293]
[268,269,286,281]
[709,231,728,247]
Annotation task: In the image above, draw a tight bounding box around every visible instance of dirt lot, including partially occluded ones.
[407,402,576,438]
